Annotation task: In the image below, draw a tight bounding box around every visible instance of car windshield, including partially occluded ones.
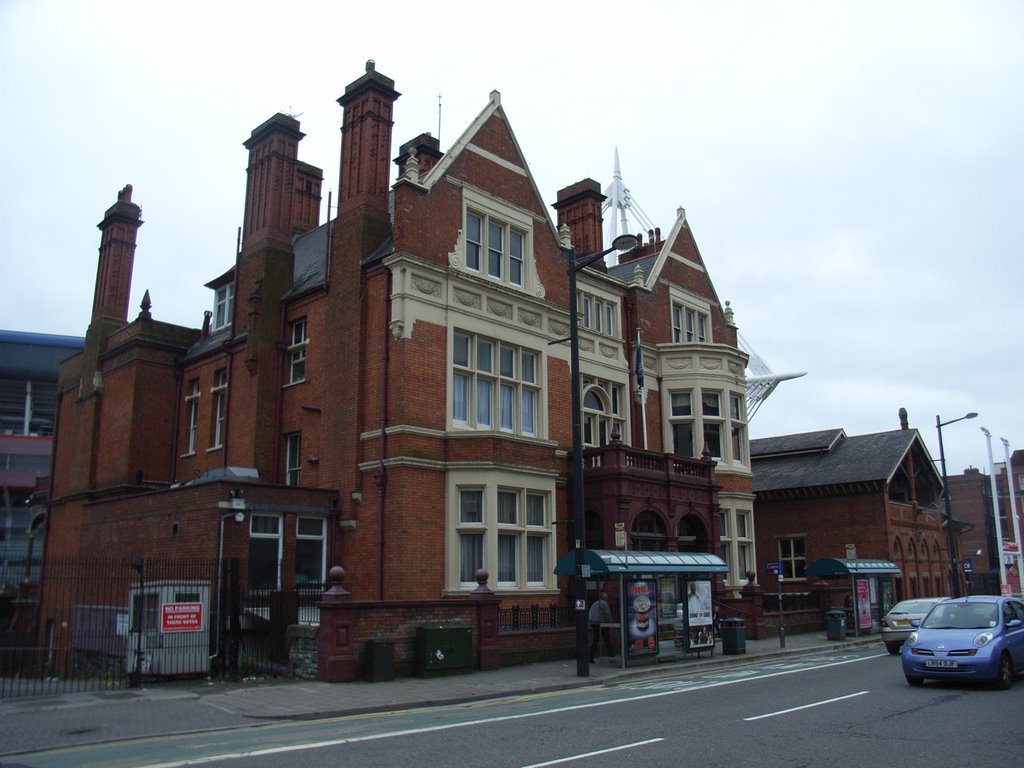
[921,602,998,630]
[890,600,939,615]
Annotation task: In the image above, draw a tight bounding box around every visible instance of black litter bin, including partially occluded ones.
[826,610,847,641]
[364,639,395,682]
[720,617,746,654]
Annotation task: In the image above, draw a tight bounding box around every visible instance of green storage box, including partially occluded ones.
[415,625,472,677]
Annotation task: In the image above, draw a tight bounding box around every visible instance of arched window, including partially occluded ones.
[581,380,624,447]
[893,539,905,601]
[631,511,667,551]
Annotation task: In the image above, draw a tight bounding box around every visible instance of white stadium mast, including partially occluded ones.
[604,150,805,418]
[602,148,656,256]
[738,332,806,420]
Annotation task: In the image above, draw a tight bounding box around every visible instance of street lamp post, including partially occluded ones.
[561,225,639,678]
[981,427,1007,593]
[936,411,977,598]
[1000,438,1024,595]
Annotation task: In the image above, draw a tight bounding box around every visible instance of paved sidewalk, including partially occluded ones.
[0,631,883,757]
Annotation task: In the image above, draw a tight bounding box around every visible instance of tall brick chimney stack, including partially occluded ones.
[552,179,606,261]
[337,60,401,222]
[241,113,309,255]
[93,184,142,324]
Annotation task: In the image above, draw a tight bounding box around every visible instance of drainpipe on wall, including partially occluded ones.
[170,365,183,482]
[376,267,393,601]
[271,298,287,481]
[221,345,234,471]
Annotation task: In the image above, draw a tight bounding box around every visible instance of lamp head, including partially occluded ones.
[611,233,640,253]
[965,412,978,419]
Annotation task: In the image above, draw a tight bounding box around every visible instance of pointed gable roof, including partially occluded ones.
[417,90,559,243]
[752,428,934,494]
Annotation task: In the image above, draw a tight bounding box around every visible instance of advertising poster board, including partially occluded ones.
[659,576,677,619]
[856,578,871,630]
[625,579,658,656]
[686,580,714,650]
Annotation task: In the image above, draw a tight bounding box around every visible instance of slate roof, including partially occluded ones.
[184,324,233,360]
[287,223,329,297]
[607,253,657,284]
[751,428,922,493]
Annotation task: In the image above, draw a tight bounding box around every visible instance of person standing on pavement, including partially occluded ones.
[588,591,614,662]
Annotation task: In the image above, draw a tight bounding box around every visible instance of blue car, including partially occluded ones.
[902,595,1024,689]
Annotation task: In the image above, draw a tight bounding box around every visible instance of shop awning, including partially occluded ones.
[554,549,729,576]
[805,558,902,577]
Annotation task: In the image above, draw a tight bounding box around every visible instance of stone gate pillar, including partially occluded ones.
[317,565,356,682]
[471,569,501,670]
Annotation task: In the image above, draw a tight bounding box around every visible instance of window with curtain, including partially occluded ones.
[454,485,551,591]
[453,331,539,437]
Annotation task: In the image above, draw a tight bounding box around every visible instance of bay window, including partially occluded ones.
[453,483,552,592]
[453,331,539,436]
[669,387,748,465]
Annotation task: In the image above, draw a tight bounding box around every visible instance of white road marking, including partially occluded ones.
[743,691,870,721]
[520,738,664,767]
[135,653,886,768]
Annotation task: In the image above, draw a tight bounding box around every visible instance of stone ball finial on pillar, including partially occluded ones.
[323,565,350,600]
[472,569,492,595]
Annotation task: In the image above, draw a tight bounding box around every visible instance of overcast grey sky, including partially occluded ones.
[1,0,1020,477]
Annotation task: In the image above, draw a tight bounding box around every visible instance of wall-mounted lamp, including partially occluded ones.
[228,488,245,512]
[350,492,362,504]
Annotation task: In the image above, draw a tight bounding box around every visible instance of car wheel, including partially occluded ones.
[885,642,902,655]
[994,654,1013,690]
[905,675,924,687]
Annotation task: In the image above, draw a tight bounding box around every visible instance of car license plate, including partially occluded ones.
[925,659,958,669]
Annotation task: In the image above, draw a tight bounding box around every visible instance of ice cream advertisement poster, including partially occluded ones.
[626,579,658,655]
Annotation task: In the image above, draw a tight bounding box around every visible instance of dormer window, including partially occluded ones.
[213,283,234,330]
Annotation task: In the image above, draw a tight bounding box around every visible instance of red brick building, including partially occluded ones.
[43,63,754,663]
[948,449,1024,595]
[751,410,958,607]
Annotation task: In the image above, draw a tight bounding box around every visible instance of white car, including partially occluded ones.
[881,597,947,654]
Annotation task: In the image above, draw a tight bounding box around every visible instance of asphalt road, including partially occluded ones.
[8,649,1020,768]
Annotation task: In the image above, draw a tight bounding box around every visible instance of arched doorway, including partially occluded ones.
[676,515,709,553]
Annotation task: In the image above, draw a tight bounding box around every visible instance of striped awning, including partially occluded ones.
[554,549,729,576]
[805,558,902,577]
